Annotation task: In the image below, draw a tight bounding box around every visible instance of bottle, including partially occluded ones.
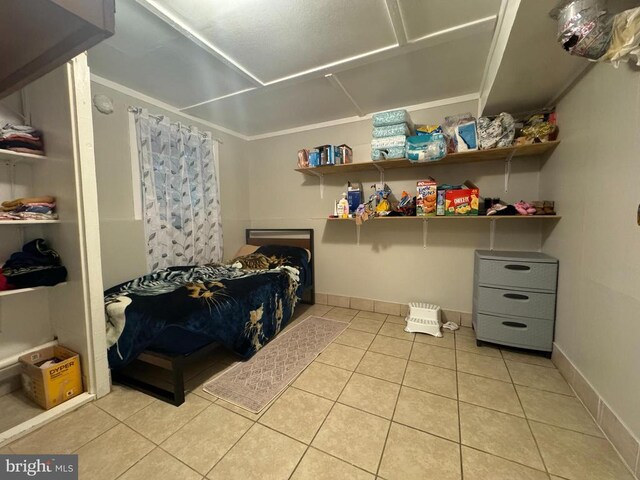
[337,192,349,219]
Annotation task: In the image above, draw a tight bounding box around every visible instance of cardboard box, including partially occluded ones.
[20,345,83,410]
[436,189,446,216]
[444,181,479,216]
[416,177,437,217]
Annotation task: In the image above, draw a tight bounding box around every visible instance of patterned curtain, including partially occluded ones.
[131,108,223,271]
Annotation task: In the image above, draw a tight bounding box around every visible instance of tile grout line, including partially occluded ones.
[507,359,551,476]
[454,329,465,480]
[373,322,416,478]
[287,321,377,479]
[203,318,357,479]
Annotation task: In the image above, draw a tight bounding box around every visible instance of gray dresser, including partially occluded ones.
[472,250,558,355]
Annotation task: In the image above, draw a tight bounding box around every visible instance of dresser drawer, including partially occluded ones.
[474,313,554,351]
[476,286,556,320]
[477,259,557,292]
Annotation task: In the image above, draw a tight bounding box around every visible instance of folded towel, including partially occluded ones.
[2,196,55,209]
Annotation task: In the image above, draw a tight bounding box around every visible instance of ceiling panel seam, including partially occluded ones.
[324,73,364,117]
[245,93,480,141]
[91,73,479,140]
[172,17,496,112]
[90,73,251,141]
[478,0,521,115]
[135,0,495,108]
[409,15,497,45]
[384,0,408,45]
[135,0,266,87]
[179,88,257,112]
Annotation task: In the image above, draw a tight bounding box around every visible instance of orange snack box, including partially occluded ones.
[416,177,437,217]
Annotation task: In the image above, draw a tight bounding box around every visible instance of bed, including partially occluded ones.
[104,229,315,405]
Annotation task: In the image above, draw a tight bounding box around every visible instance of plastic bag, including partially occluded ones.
[551,0,613,60]
[599,7,640,66]
[477,113,515,150]
[406,134,447,162]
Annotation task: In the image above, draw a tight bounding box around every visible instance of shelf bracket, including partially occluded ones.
[356,224,361,246]
[504,150,515,192]
[373,164,385,184]
[489,218,496,251]
[423,219,428,249]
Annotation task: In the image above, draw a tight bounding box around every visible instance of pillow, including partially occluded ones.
[232,244,259,258]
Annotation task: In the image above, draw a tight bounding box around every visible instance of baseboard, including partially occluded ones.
[315,292,472,327]
[552,343,640,479]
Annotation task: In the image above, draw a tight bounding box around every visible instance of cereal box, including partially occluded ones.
[444,181,479,216]
[416,177,437,217]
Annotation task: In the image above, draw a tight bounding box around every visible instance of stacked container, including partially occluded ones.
[371,109,414,160]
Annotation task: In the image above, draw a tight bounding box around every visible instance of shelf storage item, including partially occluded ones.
[472,250,558,354]
[295,141,559,176]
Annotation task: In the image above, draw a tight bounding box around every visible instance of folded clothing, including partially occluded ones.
[372,123,413,138]
[2,196,55,209]
[0,123,44,154]
[371,135,407,149]
[371,146,406,160]
[1,196,57,220]
[2,239,67,289]
[372,109,414,128]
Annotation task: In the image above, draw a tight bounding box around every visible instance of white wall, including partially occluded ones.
[540,63,640,439]
[248,100,546,312]
[91,82,250,289]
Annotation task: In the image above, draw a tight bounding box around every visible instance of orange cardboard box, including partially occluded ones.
[416,177,437,217]
[19,345,83,410]
[444,181,479,216]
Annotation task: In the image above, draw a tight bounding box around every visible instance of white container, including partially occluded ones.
[405,302,442,337]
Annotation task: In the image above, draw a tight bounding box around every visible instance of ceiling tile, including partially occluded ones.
[183,77,358,136]
[398,0,501,41]
[151,0,398,83]
[337,32,492,114]
[88,1,255,108]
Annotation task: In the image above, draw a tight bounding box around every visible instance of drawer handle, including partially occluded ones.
[502,321,527,329]
[503,293,529,300]
[504,264,531,271]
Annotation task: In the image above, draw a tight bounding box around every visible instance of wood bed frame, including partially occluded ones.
[112,228,315,406]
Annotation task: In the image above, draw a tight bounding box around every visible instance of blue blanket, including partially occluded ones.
[104,246,311,368]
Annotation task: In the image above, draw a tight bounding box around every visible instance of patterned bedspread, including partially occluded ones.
[104,245,311,368]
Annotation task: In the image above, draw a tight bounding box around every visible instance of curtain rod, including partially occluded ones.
[128,106,223,144]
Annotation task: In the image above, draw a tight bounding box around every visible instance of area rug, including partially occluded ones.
[202,315,349,412]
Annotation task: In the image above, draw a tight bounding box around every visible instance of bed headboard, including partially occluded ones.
[245,229,315,304]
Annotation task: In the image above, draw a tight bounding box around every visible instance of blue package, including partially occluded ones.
[308,149,320,167]
[456,121,478,151]
[406,134,446,162]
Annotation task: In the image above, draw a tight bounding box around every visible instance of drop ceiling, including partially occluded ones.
[88,0,599,138]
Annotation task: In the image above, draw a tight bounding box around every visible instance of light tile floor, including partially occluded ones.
[3,304,635,480]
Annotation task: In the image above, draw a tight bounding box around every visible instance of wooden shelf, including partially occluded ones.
[322,215,561,221]
[296,141,559,176]
[0,149,47,164]
[0,219,59,225]
[0,283,67,298]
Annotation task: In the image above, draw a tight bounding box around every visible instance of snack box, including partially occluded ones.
[416,177,437,217]
[19,345,83,410]
[444,181,479,216]
[436,189,446,216]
